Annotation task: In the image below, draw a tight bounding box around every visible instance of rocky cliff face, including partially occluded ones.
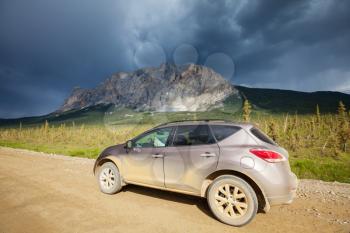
[58,63,238,112]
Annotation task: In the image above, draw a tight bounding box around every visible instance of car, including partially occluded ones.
[93,120,298,226]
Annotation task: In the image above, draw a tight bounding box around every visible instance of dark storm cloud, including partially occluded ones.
[188,0,350,89]
[0,0,350,118]
[0,0,133,117]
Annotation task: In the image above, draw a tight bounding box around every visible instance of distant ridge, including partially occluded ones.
[235,86,350,113]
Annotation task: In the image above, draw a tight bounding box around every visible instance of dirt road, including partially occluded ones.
[0,147,349,233]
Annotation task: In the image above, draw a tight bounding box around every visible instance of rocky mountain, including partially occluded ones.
[58,63,237,112]
[3,75,350,126]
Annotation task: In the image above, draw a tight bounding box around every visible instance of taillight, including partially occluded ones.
[249,149,285,163]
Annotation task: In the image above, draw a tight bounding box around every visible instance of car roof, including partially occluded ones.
[154,120,254,130]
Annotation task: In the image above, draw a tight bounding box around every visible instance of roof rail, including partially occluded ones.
[155,119,233,128]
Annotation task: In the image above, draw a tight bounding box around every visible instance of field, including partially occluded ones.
[1,105,350,183]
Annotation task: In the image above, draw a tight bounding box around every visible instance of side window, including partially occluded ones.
[133,127,173,148]
[173,125,215,146]
[210,125,241,141]
[250,127,277,145]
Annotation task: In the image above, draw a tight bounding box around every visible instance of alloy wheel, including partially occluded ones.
[214,184,248,218]
[99,167,116,190]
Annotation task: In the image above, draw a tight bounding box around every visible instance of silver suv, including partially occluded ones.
[93,120,298,226]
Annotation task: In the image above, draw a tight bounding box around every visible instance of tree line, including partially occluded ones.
[242,99,350,155]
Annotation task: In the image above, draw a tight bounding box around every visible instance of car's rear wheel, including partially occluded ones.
[207,175,258,226]
[98,162,122,194]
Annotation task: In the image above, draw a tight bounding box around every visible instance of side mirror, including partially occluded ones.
[126,140,133,149]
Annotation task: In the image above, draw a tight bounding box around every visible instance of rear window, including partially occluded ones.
[250,127,276,145]
[210,125,241,141]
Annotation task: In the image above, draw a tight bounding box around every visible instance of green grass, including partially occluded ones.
[0,141,102,158]
[290,157,350,183]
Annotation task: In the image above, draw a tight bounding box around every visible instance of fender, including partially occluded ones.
[200,163,271,212]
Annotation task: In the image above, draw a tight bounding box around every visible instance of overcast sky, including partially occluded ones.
[1,0,350,118]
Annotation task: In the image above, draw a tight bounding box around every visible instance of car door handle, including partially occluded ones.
[152,154,164,158]
[200,152,217,157]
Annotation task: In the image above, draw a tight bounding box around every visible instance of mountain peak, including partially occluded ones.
[58,64,237,113]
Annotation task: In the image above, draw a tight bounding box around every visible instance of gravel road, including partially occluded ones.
[0,147,349,233]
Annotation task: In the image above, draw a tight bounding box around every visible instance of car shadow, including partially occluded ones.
[122,184,215,219]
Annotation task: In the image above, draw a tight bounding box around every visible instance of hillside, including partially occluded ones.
[236,86,350,114]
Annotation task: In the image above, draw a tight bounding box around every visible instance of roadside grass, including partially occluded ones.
[0,141,101,158]
[290,157,350,183]
[0,124,154,158]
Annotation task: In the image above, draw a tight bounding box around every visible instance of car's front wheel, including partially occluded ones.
[98,162,122,194]
[207,175,258,226]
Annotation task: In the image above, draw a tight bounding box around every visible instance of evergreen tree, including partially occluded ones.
[242,99,252,122]
[268,121,278,142]
[327,128,342,157]
[316,104,321,124]
[338,101,346,123]
[337,101,350,152]
[44,120,49,132]
[338,127,350,152]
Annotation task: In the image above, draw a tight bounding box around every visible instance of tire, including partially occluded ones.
[97,162,122,194]
[207,175,258,226]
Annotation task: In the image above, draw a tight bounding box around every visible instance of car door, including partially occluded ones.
[123,127,174,187]
[164,124,220,194]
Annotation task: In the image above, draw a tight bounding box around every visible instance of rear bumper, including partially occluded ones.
[267,172,298,206]
[267,190,296,205]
